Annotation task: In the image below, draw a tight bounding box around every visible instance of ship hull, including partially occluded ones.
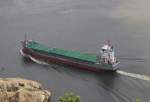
[20,47,119,72]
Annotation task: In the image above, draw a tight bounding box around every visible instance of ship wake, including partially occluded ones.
[29,56,50,65]
[20,49,150,82]
[117,70,150,82]
[28,55,150,82]
[20,49,49,65]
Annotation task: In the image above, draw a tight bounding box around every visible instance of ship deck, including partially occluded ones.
[26,41,97,63]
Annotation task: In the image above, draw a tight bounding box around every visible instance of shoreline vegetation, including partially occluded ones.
[0,75,141,102]
[134,98,141,102]
[58,92,81,102]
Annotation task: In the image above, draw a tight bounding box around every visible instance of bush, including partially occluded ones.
[134,98,141,102]
[57,92,81,102]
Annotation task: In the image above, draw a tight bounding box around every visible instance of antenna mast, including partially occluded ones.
[25,32,27,42]
[22,32,28,47]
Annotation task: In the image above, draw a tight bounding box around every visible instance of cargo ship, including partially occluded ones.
[20,39,120,72]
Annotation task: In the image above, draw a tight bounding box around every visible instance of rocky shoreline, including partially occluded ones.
[0,78,51,102]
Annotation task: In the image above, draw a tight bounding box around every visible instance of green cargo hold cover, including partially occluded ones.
[26,41,97,63]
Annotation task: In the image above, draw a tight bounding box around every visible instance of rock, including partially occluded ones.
[0,78,51,102]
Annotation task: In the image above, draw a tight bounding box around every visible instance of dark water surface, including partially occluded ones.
[0,0,150,101]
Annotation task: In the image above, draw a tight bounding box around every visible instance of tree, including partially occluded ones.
[134,98,141,102]
[57,92,81,102]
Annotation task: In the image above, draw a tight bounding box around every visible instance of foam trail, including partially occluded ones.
[20,49,48,65]
[21,49,150,82]
[117,70,150,82]
[29,56,49,65]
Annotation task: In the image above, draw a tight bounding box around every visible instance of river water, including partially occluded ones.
[0,0,150,102]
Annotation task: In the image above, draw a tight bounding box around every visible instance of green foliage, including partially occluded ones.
[57,92,81,102]
[134,98,141,102]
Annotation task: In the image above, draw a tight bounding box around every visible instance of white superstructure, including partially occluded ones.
[98,41,116,64]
